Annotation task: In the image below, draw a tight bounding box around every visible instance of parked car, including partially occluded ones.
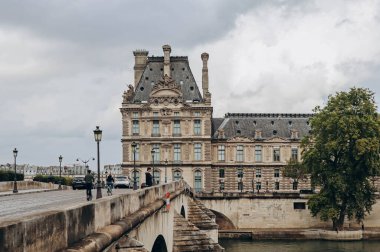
[72,176,86,190]
[114,176,130,188]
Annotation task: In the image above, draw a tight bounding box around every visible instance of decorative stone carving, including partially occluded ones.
[160,108,173,116]
[152,74,181,92]
[123,84,135,103]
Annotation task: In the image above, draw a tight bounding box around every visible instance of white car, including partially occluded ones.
[114,176,131,188]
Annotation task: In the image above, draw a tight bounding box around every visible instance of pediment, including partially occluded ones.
[264,136,288,143]
[227,136,254,143]
[150,89,181,97]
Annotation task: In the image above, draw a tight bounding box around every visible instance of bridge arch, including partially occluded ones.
[210,209,236,230]
[151,235,167,252]
[180,205,186,218]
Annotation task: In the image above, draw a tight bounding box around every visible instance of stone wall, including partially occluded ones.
[199,196,380,230]
[0,181,58,192]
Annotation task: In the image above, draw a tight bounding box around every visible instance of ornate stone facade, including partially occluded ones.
[121,45,380,193]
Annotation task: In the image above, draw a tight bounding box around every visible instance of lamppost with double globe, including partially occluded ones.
[58,155,63,190]
[132,142,138,190]
[76,157,95,174]
[151,149,155,185]
[94,126,102,199]
[13,148,18,193]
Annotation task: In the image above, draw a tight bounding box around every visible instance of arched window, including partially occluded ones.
[194,170,202,192]
[173,169,182,181]
[132,170,140,187]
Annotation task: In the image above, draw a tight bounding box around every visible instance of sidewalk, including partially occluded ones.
[0,188,57,197]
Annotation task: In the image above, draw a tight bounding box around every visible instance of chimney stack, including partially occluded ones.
[201,52,209,96]
[162,45,171,77]
[133,50,149,87]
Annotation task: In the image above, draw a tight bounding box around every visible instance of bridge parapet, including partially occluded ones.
[0,181,185,252]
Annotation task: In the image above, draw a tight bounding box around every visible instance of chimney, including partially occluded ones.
[162,45,171,77]
[201,52,209,96]
[133,50,149,87]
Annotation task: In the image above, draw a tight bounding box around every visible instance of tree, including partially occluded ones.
[283,159,308,189]
[302,87,380,230]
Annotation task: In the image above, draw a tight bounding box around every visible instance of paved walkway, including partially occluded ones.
[0,188,56,197]
[0,188,132,223]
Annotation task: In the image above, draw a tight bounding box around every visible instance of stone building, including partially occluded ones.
[121,45,313,193]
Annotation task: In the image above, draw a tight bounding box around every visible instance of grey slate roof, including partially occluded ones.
[132,56,203,103]
[212,113,313,140]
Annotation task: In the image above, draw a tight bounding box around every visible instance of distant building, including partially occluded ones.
[120,45,316,192]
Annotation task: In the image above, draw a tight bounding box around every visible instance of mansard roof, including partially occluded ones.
[132,56,203,103]
[212,113,313,140]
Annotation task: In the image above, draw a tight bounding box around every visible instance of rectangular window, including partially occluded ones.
[218,145,225,161]
[194,120,201,135]
[236,145,244,162]
[194,170,202,192]
[153,170,160,184]
[237,168,244,178]
[256,182,261,190]
[173,120,181,135]
[152,144,160,161]
[255,168,261,178]
[255,146,262,162]
[132,120,139,134]
[291,148,298,161]
[238,181,243,191]
[194,143,202,160]
[132,143,140,161]
[219,168,225,178]
[273,148,280,162]
[219,181,225,191]
[194,111,201,117]
[275,182,280,190]
[152,120,160,135]
[132,112,139,118]
[173,144,181,161]
[153,112,159,117]
[293,181,298,190]
[174,112,180,116]
[294,202,306,210]
[274,168,280,178]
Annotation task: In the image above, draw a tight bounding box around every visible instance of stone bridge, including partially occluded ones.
[0,181,223,252]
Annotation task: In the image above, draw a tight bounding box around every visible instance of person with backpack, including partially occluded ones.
[106,173,115,195]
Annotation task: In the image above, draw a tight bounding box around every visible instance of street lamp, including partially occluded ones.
[151,149,155,185]
[132,142,138,190]
[165,159,168,183]
[76,158,95,174]
[58,155,63,190]
[13,148,18,193]
[94,126,102,199]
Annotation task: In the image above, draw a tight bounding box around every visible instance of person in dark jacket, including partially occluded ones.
[84,170,94,201]
[145,167,153,187]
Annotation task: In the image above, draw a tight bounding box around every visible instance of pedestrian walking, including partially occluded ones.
[145,167,153,187]
[84,170,94,201]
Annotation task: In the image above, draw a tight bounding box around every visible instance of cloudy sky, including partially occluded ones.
[1,0,380,167]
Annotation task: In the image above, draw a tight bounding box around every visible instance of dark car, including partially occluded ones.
[72,176,86,190]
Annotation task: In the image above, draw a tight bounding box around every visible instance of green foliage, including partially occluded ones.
[283,159,308,182]
[302,87,380,230]
[0,170,24,181]
[33,175,72,186]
